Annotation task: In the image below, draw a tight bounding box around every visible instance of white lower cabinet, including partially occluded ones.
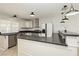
[0,36,8,51]
[18,39,79,56]
[18,39,31,56]
[66,36,79,47]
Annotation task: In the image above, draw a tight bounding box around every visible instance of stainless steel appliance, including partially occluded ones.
[8,34,17,48]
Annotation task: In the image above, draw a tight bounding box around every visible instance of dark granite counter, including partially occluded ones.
[17,34,67,46]
[0,32,18,36]
[19,29,45,33]
[60,31,79,37]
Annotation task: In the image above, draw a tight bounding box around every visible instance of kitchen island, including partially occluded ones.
[59,31,79,47]
[17,32,79,56]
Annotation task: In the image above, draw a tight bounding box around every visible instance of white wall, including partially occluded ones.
[39,17,54,26]
[53,14,79,33]
[39,14,79,33]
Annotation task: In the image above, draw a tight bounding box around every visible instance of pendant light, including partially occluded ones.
[30,12,35,17]
[62,16,69,20]
[60,20,65,23]
[13,14,17,17]
[60,15,65,23]
[60,12,69,23]
[66,4,79,16]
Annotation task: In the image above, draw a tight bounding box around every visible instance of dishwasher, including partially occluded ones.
[8,34,17,48]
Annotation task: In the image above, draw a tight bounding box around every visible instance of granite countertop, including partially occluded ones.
[19,29,45,33]
[60,31,79,37]
[0,32,19,36]
[17,34,67,46]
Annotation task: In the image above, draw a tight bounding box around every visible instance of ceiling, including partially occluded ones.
[0,3,79,19]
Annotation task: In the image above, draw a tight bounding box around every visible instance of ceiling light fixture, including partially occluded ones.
[62,16,69,20]
[60,12,69,23]
[30,12,35,17]
[66,4,79,16]
[13,14,17,17]
[61,5,68,11]
[60,20,65,23]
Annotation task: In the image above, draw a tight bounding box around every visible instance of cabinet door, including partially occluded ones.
[8,35,17,48]
[0,36,8,50]
[34,18,39,28]
[0,36,4,48]
[25,21,33,28]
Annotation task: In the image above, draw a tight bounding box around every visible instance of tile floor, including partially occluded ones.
[0,46,17,56]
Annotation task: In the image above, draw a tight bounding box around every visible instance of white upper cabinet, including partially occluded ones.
[0,18,19,33]
[25,21,33,28]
